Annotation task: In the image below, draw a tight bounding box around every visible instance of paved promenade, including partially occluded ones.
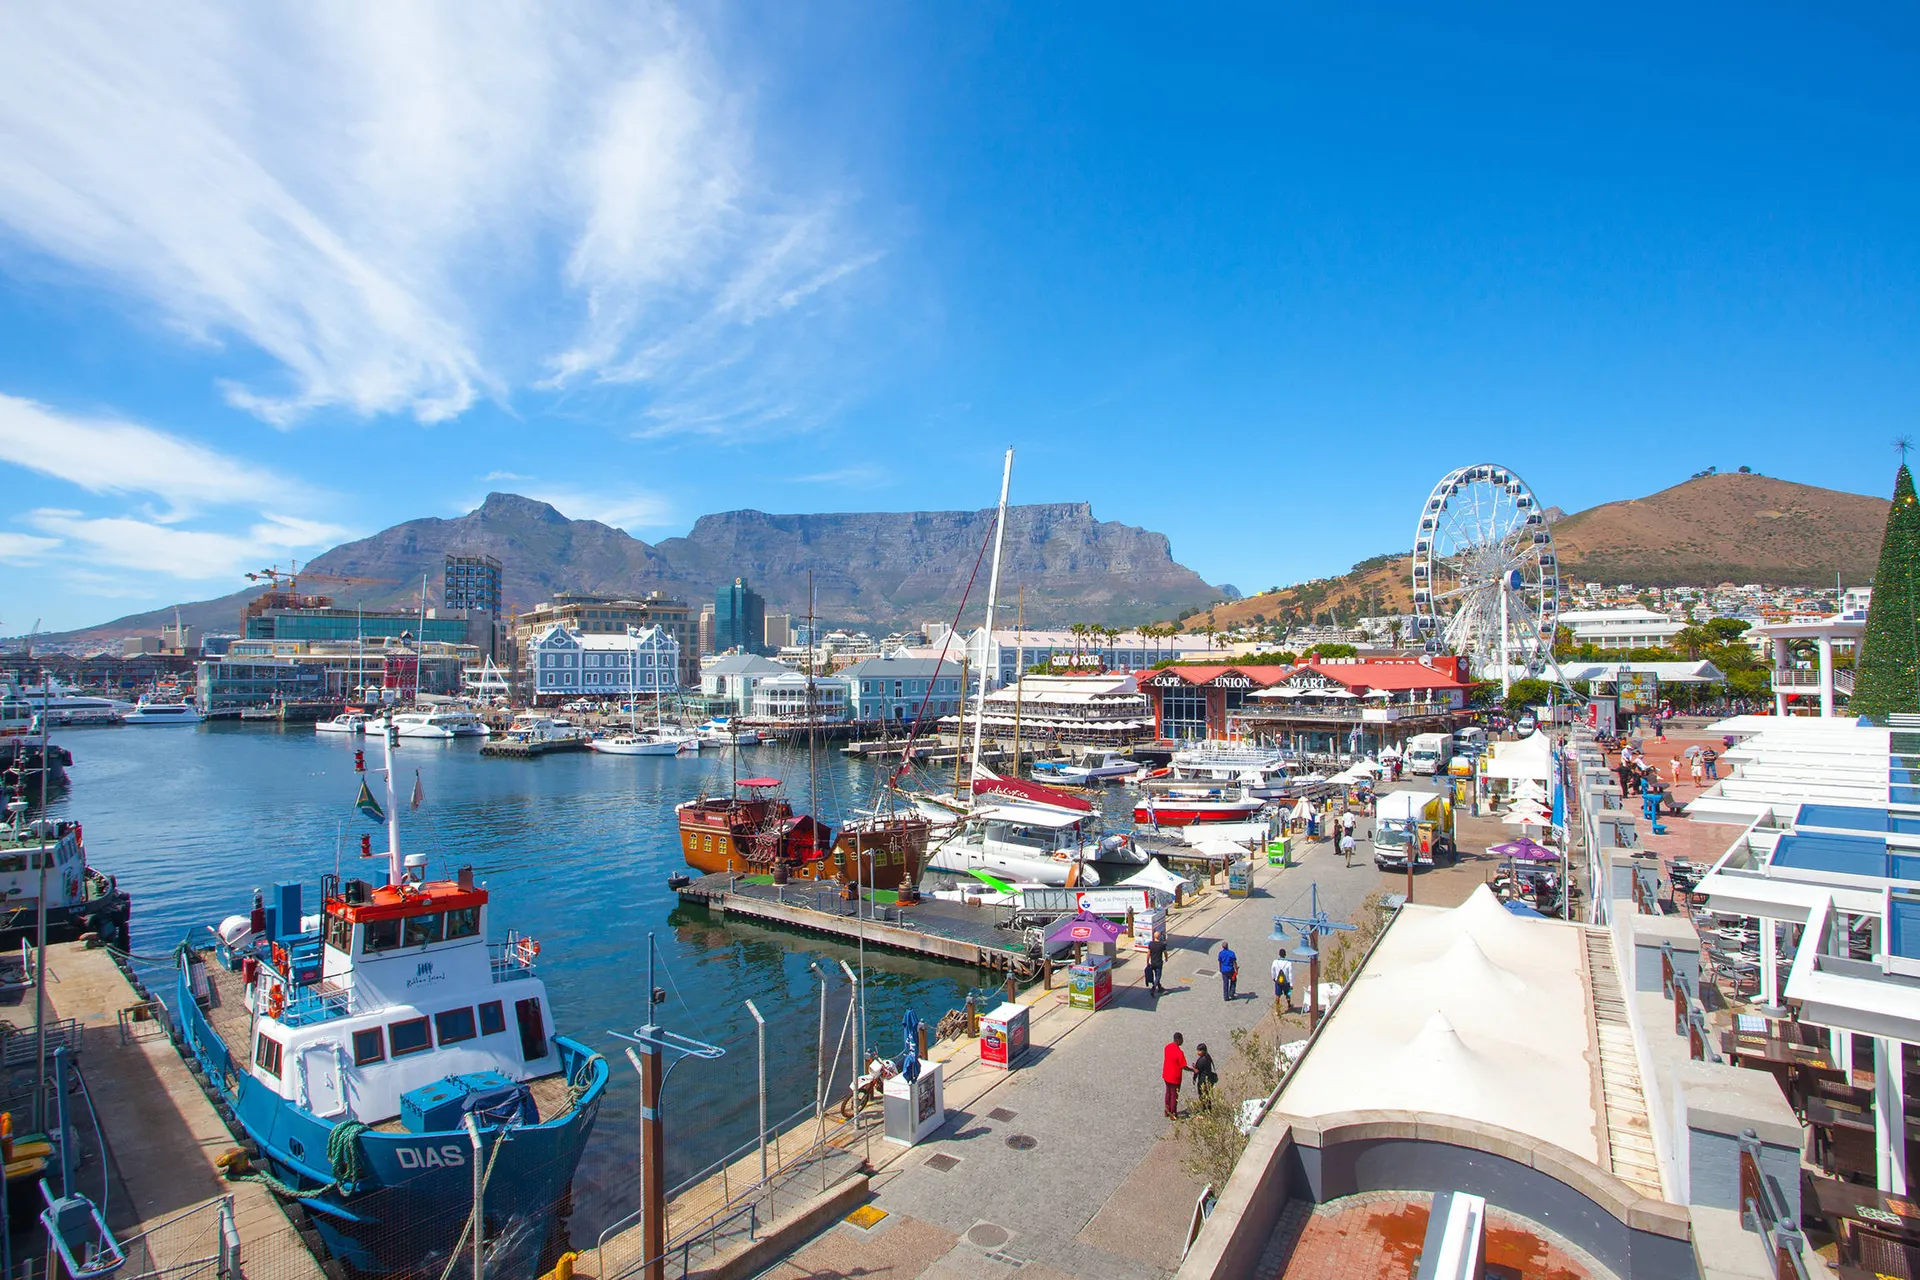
[761,828,1387,1279]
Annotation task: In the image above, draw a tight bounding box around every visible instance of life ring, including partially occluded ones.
[266,983,285,1019]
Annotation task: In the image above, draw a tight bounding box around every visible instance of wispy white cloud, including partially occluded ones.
[0,395,348,585]
[26,509,353,582]
[0,3,879,435]
[0,393,302,515]
[0,533,59,563]
[792,466,887,486]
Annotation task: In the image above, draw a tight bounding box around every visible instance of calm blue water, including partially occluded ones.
[41,723,976,1238]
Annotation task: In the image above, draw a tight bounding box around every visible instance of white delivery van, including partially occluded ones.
[1405,732,1453,776]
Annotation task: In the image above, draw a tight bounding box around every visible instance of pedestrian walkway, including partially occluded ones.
[758,833,1383,1278]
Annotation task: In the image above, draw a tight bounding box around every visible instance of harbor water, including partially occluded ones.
[39,723,977,1243]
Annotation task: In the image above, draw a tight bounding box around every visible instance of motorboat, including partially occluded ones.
[313,711,371,735]
[1032,749,1140,786]
[590,731,696,756]
[695,718,761,746]
[1132,787,1265,827]
[499,714,592,747]
[924,805,1104,886]
[121,700,202,725]
[390,709,487,739]
[173,732,606,1276]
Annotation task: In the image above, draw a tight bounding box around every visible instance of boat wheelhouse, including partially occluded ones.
[173,726,606,1276]
[0,799,130,946]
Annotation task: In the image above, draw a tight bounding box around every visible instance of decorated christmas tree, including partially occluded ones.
[1850,461,1920,722]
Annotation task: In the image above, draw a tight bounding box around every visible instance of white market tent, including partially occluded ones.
[1480,731,1553,784]
[1274,886,1608,1169]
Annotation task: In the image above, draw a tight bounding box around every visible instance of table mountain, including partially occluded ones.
[50,494,1222,641]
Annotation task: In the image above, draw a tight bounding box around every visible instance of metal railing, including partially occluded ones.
[594,1100,871,1280]
[1738,1131,1811,1280]
[116,1194,240,1280]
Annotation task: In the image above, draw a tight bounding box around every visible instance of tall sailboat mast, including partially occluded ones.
[967,449,1013,785]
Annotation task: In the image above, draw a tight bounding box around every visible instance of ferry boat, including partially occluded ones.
[675,778,929,889]
[498,714,592,747]
[390,709,487,739]
[1154,742,1293,800]
[314,711,371,735]
[172,732,607,1277]
[5,677,130,726]
[0,798,131,947]
[122,699,203,725]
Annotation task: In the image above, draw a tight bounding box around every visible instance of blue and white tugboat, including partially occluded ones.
[173,719,608,1276]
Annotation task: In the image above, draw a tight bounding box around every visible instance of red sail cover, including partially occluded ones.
[971,775,1093,813]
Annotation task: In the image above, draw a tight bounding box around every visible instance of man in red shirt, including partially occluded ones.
[1162,1032,1190,1119]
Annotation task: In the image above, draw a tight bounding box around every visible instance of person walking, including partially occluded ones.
[1217,942,1239,1001]
[1703,747,1719,780]
[1341,809,1357,840]
[1162,1032,1190,1119]
[1273,952,1293,1014]
[1340,829,1356,866]
[1145,933,1167,996]
[1689,753,1705,786]
[1192,1043,1218,1104]
[1669,756,1684,787]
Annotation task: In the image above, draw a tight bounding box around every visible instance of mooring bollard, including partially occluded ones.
[1004,973,1017,1004]
[966,993,979,1037]
[1043,957,1054,990]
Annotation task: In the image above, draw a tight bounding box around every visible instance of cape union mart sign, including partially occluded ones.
[1145,671,1256,690]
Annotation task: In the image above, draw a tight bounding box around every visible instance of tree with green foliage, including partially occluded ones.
[1672,626,1715,660]
[1311,643,1358,659]
[1852,462,1920,722]
[1504,677,1551,714]
[1705,617,1751,644]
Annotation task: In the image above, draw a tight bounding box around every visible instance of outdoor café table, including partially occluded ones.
[1810,1174,1920,1258]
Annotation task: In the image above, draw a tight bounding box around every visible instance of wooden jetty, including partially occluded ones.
[676,873,1051,975]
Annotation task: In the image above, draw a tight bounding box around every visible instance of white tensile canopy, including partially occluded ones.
[1274,886,1603,1166]
[1118,859,1191,895]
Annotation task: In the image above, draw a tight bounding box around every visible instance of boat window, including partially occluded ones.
[515,997,549,1062]
[389,1017,432,1057]
[478,1001,506,1036]
[443,907,481,940]
[434,1007,477,1045]
[323,913,353,953]
[363,919,402,953]
[0,855,25,874]
[352,1028,384,1066]
[403,912,445,948]
[254,1033,283,1078]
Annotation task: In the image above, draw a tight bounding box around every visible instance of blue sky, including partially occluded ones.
[1,3,1915,631]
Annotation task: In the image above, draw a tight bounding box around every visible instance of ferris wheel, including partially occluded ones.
[1409,464,1561,691]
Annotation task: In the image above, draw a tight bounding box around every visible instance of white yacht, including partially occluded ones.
[590,730,696,756]
[390,709,487,739]
[122,699,202,725]
[924,805,1105,886]
[313,711,371,735]
[8,678,131,726]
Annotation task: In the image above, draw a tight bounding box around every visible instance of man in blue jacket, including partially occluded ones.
[1217,942,1238,1001]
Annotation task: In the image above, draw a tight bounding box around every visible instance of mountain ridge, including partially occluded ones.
[44,494,1221,642]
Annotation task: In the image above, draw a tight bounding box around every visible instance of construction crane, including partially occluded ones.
[246,562,397,594]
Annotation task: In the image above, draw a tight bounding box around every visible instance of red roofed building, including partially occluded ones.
[1140,655,1475,749]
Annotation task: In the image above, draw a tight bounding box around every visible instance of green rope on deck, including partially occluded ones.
[564,1054,605,1115]
[224,1120,371,1200]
